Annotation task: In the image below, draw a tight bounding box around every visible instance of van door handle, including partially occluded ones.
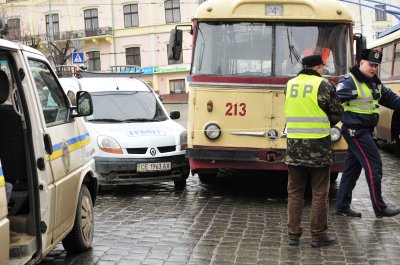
[44,134,53,155]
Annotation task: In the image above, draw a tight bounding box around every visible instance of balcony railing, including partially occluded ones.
[59,27,112,40]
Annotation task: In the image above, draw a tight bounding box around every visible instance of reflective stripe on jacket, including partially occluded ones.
[285,74,330,139]
[343,73,381,114]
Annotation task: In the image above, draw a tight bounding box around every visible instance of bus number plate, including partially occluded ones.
[137,162,171,172]
[265,5,283,16]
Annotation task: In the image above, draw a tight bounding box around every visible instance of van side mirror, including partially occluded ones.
[168,29,183,61]
[354,33,366,64]
[169,110,180,120]
[73,91,93,117]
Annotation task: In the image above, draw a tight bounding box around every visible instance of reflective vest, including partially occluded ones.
[285,74,330,139]
[343,73,381,114]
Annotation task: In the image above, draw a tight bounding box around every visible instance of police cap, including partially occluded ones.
[301,55,324,68]
[361,49,382,65]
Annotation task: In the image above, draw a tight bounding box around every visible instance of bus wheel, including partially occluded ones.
[198,173,217,183]
[62,185,94,253]
[174,179,186,190]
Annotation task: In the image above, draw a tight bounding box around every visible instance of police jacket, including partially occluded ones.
[336,65,400,130]
[285,69,343,167]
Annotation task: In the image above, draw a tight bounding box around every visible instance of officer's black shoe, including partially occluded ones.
[287,237,299,246]
[334,208,362,217]
[311,236,336,248]
[375,208,400,218]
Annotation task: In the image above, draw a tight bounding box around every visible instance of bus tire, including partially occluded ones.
[62,184,94,253]
[198,173,217,183]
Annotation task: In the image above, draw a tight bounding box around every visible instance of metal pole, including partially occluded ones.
[359,0,363,34]
[48,0,54,66]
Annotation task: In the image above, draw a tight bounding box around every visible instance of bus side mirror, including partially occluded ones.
[168,28,183,61]
[354,33,366,64]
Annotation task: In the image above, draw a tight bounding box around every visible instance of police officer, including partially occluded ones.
[285,55,343,247]
[335,49,400,218]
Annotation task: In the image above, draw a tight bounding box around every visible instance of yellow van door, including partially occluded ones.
[28,59,86,248]
[0,161,10,263]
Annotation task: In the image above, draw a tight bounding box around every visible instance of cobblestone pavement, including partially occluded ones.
[38,149,400,265]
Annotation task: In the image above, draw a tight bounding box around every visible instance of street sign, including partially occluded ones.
[72,52,84,64]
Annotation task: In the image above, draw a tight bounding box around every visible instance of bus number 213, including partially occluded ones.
[225,102,247,116]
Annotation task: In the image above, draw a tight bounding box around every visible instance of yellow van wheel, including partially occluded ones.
[62,184,94,253]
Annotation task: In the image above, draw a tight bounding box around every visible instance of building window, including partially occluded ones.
[7,18,21,40]
[165,0,181,23]
[393,43,400,78]
[46,14,60,41]
[84,9,99,37]
[124,4,139,28]
[169,79,185,94]
[375,5,387,21]
[167,44,183,64]
[126,47,141,66]
[87,51,101,71]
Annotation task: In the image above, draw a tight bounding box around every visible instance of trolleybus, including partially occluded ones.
[369,26,400,157]
[169,0,363,181]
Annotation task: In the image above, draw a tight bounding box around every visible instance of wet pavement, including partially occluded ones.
[38,149,400,265]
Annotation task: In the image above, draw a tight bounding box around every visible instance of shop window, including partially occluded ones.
[169,79,185,94]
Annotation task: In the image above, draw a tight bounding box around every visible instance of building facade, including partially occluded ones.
[340,0,399,43]
[0,0,202,95]
[0,0,398,95]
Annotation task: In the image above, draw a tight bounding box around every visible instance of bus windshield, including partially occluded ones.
[192,22,350,77]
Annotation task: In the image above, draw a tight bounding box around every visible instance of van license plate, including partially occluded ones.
[137,162,171,172]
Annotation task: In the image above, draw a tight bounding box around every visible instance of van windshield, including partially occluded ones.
[86,91,168,122]
[192,22,350,77]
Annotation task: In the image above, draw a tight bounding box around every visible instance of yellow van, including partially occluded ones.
[0,25,97,264]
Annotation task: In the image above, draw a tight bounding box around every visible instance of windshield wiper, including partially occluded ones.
[122,118,154,122]
[87,118,123,123]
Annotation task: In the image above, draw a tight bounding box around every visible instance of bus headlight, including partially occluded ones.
[330,127,341,142]
[204,123,221,140]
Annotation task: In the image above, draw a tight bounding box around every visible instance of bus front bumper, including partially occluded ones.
[186,147,346,173]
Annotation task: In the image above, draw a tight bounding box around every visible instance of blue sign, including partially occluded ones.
[141,67,154,75]
[72,52,84,64]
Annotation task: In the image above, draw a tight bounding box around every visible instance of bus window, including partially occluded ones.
[192,22,273,76]
[393,42,400,78]
[275,24,349,77]
[380,44,394,79]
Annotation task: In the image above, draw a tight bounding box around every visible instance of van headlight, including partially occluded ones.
[180,131,187,150]
[330,127,341,142]
[204,123,221,140]
[97,135,123,154]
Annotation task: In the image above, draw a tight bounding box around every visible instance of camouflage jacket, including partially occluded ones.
[284,69,343,167]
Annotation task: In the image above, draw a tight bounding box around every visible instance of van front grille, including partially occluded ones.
[126,148,147,154]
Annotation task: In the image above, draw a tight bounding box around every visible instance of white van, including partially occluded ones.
[0,25,97,264]
[58,70,190,190]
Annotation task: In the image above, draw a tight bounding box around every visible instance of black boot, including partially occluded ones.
[375,208,400,218]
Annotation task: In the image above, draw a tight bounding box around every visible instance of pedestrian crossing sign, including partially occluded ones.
[72,52,84,64]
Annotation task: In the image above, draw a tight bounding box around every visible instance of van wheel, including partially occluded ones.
[62,185,94,253]
[174,179,186,190]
